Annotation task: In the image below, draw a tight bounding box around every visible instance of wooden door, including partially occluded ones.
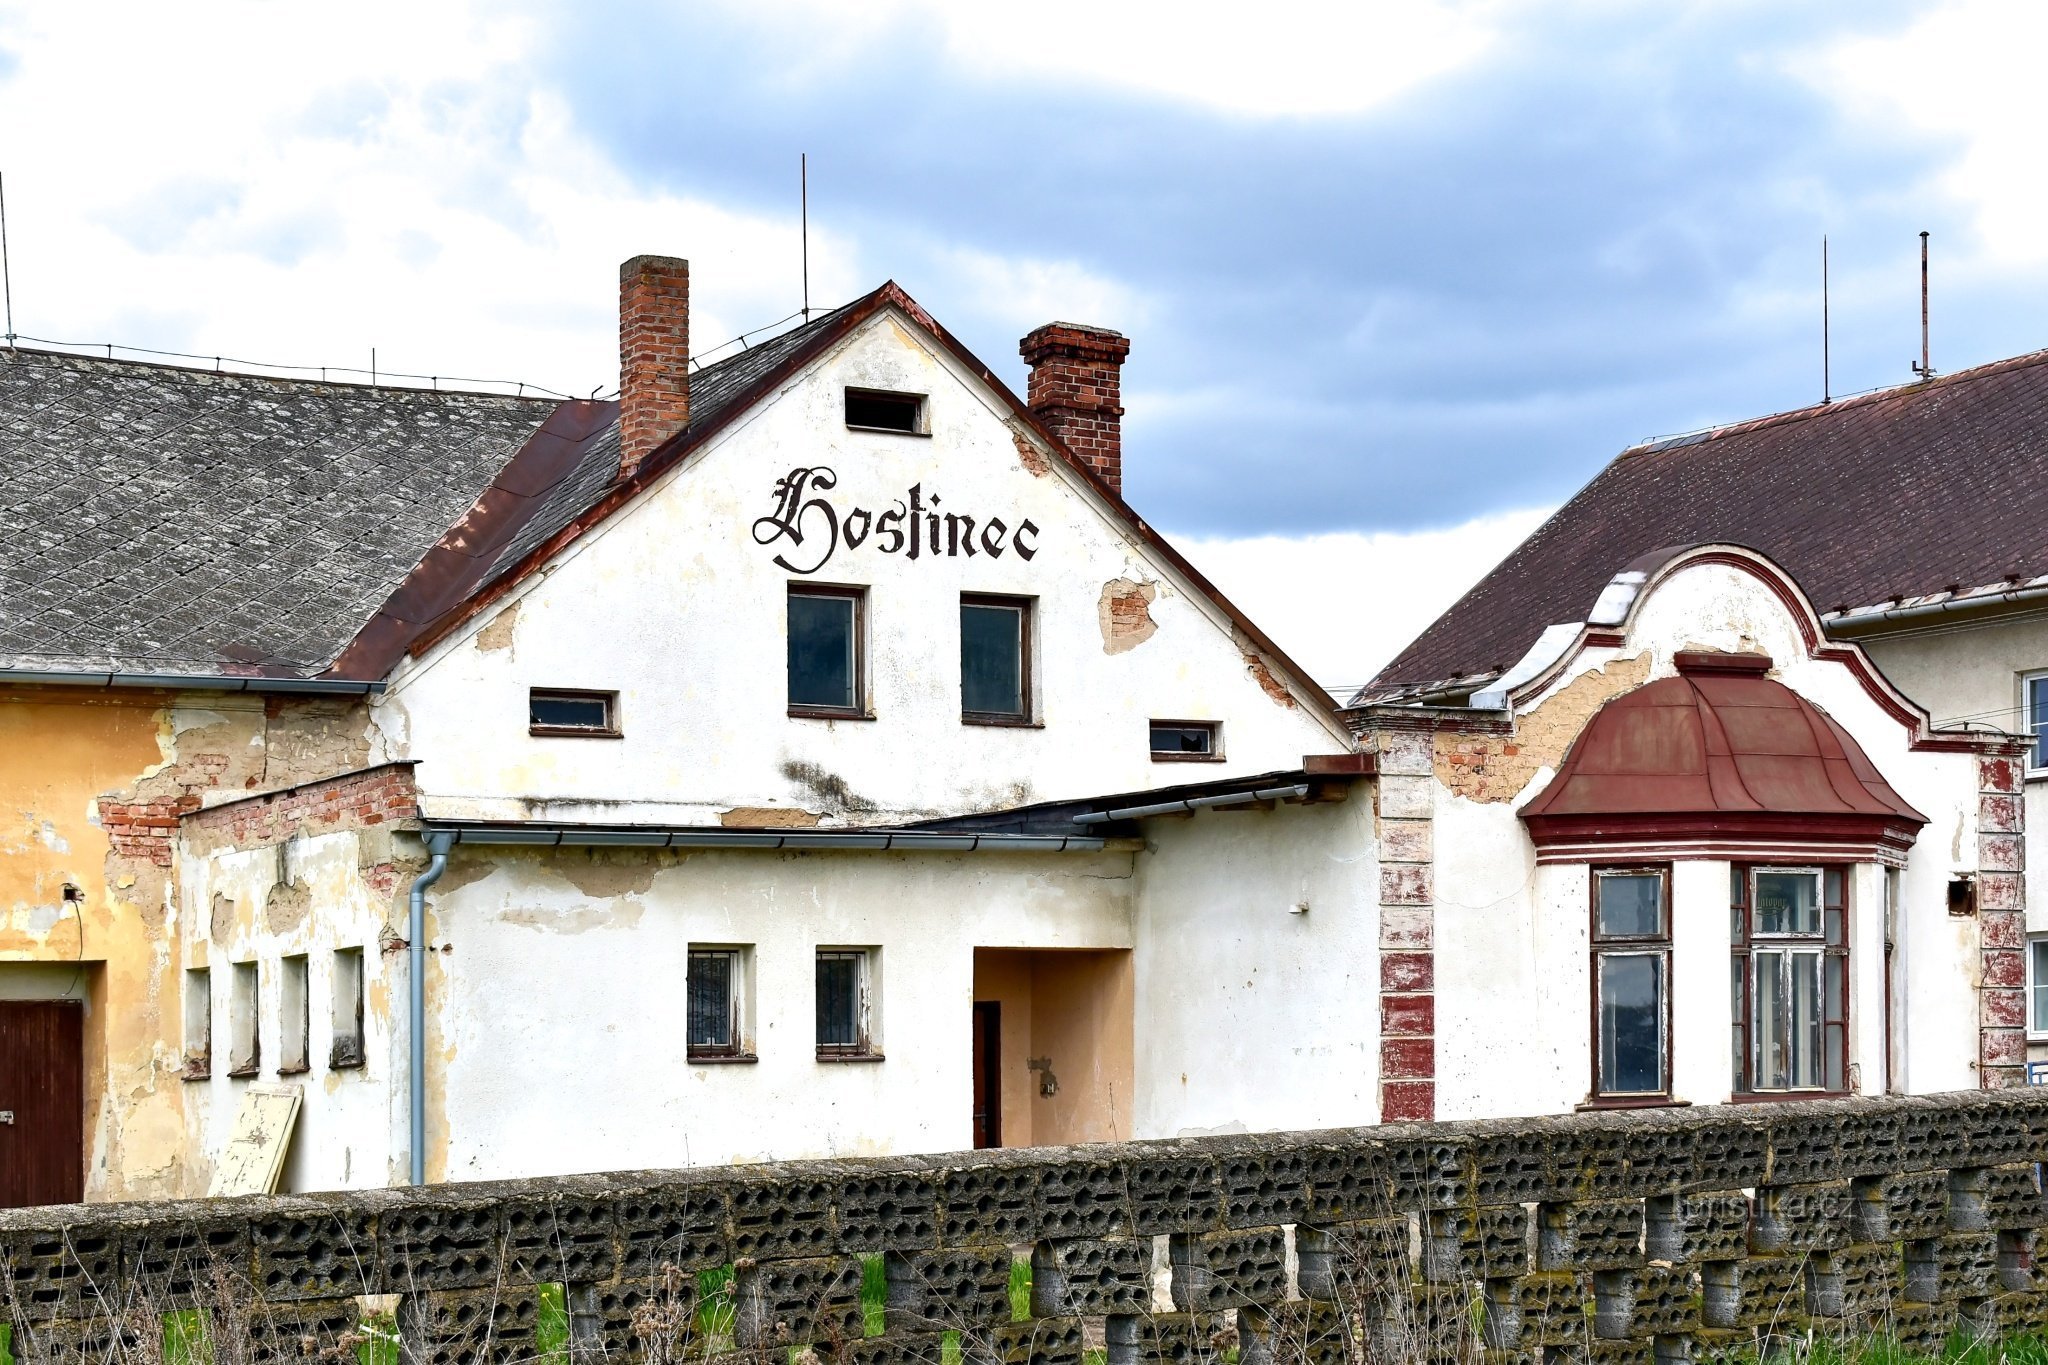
[971,1001,1000,1149]
[0,1001,85,1207]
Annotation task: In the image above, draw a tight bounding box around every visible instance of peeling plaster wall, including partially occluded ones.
[416,845,1134,1181]
[1859,616,2048,940]
[0,687,382,1200]
[176,827,407,1194]
[1429,560,1987,1116]
[1129,796,1379,1139]
[380,309,1343,827]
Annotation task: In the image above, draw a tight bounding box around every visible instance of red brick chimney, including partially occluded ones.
[618,255,691,482]
[1020,322,1131,494]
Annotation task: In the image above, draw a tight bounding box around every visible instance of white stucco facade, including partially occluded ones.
[373,306,1345,827]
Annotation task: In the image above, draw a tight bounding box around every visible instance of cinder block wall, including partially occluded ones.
[7,1091,2048,1364]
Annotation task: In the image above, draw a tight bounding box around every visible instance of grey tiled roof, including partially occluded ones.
[0,306,856,680]
[0,348,555,676]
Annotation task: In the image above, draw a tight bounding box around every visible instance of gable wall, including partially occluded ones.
[377,311,1343,825]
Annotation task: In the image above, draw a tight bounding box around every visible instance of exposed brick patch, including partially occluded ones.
[1978,747,2032,1088]
[1010,428,1053,478]
[1097,578,1159,656]
[1433,655,1651,804]
[1020,322,1129,493]
[183,762,420,852]
[618,255,690,482]
[99,794,204,867]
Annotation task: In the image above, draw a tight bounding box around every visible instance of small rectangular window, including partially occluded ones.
[688,948,751,1060]
[2026,672,2048,771]
[816,949,879,1060]
[1150,721,1222,762]
[961,595,1031,723]
[279,954,310,1074]
[2030,939,2048,1037]
[1591,869,1669,1100]
[789,586,866,716]
[530,689,618,736]
[228,961,260,1078]
[182,967,211,1079]
[331,947,365,1069]
[845,389,926,434]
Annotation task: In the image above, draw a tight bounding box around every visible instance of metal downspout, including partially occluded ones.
[408,831,452,1186]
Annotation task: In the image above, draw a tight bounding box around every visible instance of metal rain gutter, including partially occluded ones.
[1071,783,1310,826]
[423,824,1106,852]
[1824,582,2048,635]
[0,669,384,694]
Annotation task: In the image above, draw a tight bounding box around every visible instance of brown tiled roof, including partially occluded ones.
[1368,348,2048,700]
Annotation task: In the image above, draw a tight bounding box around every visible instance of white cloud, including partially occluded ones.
[1809,0,2048,268]
[1168,504,1551,695]
[701,0,1502,119]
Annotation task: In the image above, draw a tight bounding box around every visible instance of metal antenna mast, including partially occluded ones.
[801,153,811,322]
[1822,235,1830,404]
[1911,230,1934,381]
[1,171,16,349]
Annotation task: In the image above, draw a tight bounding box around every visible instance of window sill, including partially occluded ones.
[182,1064,211,1082]
[276,1064,310,1077]
[530,726,624,740]
[1576,1096,1688,1112]
[817,1051,885,1064]
[962,714,1040,729]
[1728,1090,1851,1104]
[226,1065,260,1080]
[845,424,931,438]
[689,1052,760,1065]
[1151,752,1225,763]
[789,706,876,722]
[329,1050,365,1071]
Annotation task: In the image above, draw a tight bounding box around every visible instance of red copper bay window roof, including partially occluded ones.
[1519,652,1927,860]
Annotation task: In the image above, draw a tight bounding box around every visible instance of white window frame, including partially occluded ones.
[2028,936,2048,1041]
[2024,670,2048,775]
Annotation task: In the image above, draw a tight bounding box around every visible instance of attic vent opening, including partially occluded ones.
[845,389,926,434]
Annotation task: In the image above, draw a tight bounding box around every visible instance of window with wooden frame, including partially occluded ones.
[529,688,620,737]
[816,948,880,1060]
[2028,937,2048,1039]
[2026,671,2048,773]
[1590,867,1671,1103]
[788,584,868,718]
[960,595,1032,724]
[278,954,310,1075]
[182,967,211,1080]
[1731,865,1849,1096]
[331,947,366,1070]
[686,947,752,1061]
[1150,720,1222,762]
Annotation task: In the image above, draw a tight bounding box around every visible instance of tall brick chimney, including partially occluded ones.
[1020,322,1131,494]
[618,255,691,482]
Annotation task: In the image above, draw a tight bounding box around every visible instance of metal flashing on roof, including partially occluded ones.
[422,822,1106,852]
[0,669,384,695]
[1071,783,1311,826]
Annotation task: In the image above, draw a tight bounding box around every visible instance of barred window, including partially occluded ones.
[688,948,749,1060]
[816,949,878,1059]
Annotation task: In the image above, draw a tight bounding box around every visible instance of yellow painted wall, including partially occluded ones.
[972,948,1135,1149]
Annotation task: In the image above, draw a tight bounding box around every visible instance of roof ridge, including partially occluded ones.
[0,343,565,405]
[1619,343,2048,458]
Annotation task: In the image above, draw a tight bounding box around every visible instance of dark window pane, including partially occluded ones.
[2031,676,2048,769]
[1754,871,1821,935]
[1150,723,1215,755]
[789,593,857,709]
[531,693,610,729]
[961,603,1024,717]
[817,953,862,1049]
[688,952,733,1050]
[1595,873,1663,938]
[1824,867,1844,905]
[1598,953,1663,1094]
[846,390,922,431]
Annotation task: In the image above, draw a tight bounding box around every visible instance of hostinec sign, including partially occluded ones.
[751,466,1042,576]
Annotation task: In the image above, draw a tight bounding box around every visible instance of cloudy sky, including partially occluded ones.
[0,1,2041,689]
